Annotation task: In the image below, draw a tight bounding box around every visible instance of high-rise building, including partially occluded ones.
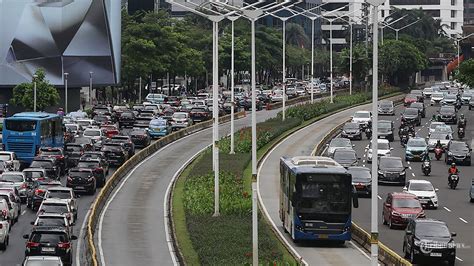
[465,0,474,25]
[380,0,463,38]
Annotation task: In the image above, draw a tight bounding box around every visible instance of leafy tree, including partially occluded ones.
[379,40,428,86]
[455,59,474,87]
[11,69,60,111]
[338,44,370,83]
[385,8,443,41]
[285,23,308,48]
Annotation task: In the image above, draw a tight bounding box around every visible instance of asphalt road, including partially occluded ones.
[349,100,474,266]
[257,97,405,265]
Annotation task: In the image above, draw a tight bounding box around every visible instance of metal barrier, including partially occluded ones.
[313,95,412,266]
[84,111,246,266]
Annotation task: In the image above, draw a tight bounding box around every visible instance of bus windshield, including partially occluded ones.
[5,120,36,131]
[296,174,351,214]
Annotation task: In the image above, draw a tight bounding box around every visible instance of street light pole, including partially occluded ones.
[139,76,142,103]
[282,18,287,121]
[229,15,239,154]
[33,74,38,112]
[329,19,334,103]
[64,73,69,113]
[311,17,315,103]
[349,21,353,95]
[89,72,93,106]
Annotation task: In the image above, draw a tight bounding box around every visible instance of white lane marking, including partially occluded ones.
[456,257,463,262]
[396,118,399,121]
[377,195,382,200]
[407,161,410,165]
[349,241,372,260]
[97,127,215,266]
[411,173,415,177]
[408,166,412,170]
[76,209,91,266]
[459,217,468,224]
[164,145,210,266]
[362,164,366,167]
[363,154,366,158]
[362,160,366,163]
[443,207,452,212]
[21,210,26,215]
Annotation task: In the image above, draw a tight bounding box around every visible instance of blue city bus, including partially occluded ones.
[279,156,359,243]
[2,112,63,164]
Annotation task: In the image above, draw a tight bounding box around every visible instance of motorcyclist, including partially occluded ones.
[57,107,64,117]
[448,162,459,184]
[434,140,443,150]
[458,114,466,128]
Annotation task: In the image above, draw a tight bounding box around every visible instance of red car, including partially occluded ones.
[382,192,425,229]
[403,94,418,106]
[101,125,120,138]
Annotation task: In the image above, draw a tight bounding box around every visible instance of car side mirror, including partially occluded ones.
[404,166,409,169]
[30,221,35,225]
[406,230,413,235]
[402,187,407,191]
[352,187,359,208]
[435,188,439,192]
[390,147,394,150]
[451,232,457,237]
[384,203,391,207]
[23,234,29,239]
[71,235,78,240]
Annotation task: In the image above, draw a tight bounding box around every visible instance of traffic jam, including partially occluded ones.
[326,81,473,265]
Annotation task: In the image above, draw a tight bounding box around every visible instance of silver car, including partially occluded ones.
[326,138,354,157]
[0,172,27,202]
[23,256,64,266]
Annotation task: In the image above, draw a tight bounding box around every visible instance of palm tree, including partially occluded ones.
[285,23,308,48]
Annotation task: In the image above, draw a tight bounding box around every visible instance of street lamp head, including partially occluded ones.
[33,74,38,79]
[64,72,69,77]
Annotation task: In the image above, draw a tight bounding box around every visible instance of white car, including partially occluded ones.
[427,132,451,151]
[23,256,64,266]
[326,138,354,157]
[0,172,28,202]
[366,139,393,163]
[171,112,193,130]
[403,180,439,209]
[44,187,78,222]
[430,92,445,105]
[428,122,446,136]
[433,124,453,138]
[351,111,372,128]
[37,198,75,225]
[83,128,104,142]
[0,191,20,224]
[270,90,288,102]
[0,151,21,172]
[0,199,9,250]
[76,119,95,129]
[422,87,433,98]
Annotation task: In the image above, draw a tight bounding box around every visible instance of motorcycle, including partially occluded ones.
[434,147,443,160]
[448,174,459,189]
[422,161,431,176]
[455,101,462,111]
[400,134,409,147]
[365,128,372,139]
[458,127,465,139]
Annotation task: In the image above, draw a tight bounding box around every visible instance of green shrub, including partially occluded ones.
[189,151,251,179]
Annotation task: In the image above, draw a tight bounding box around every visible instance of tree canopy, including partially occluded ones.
[455,59,474,87]
[11,69,60,111]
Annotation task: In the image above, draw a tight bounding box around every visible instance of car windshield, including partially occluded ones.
[432,93,443,97]
[377,142,390,150]
[334,151,356,160]
[378,122,391,129]
[330,138,351,148]
[31,232,67,245]
[77,162,99,168]
[0,174,24,183]
[354,112,370,118]
[36,217,66,227]
[66,146,82,152]
[404,108,418,115]
[435,125,452,133]
[47,191,71,200]
[349,169,371,182]
[131,130,146,135]
[150,120,166,126]
[77,121,91,127]
[40,150,61,156]
[445,95,456,99]
[69,171,91,178]
[379,101,392,107]
[380,158,402,168]
[440,107,454,114]
[411,103,422,108]
[102,145,122,152]
[65,125,78,131]
[409,182,434,191]
[450,142,469,152]
[74,138,91,145]
[5,120,36,131]
[408,139,426,147]
[23,171,44,179]
[84,130,100,137]
[0,154,11,161]
[392,198,421,208]
[173,113,187,119]
[121,112,134,118]
[416,223,451,238]
[430,123,444,130]
[40,204,68,213]
[344,123,359,130]
[30,161,53,168]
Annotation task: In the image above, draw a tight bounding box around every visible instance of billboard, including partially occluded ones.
[0,0,121,87]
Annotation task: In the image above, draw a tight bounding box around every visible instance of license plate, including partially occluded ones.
[379,135,386,138]
[75,186,84,190]
[319,234,328,239]
[356,185,365,189]
[42,247,55,252]
[430,253,442,257]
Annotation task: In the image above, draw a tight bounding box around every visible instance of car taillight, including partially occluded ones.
[26,242,40,248]
[1,209,7,217]
[58,242,71,249]
[57,155,64,159]
[35,189,45,195]
[20,183,27,189]
[95,167,103,172]
[67,176,72,182]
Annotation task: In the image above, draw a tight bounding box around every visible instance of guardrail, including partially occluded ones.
[84,111,246,266]
[266,88,350,110]
[313,95,412,266]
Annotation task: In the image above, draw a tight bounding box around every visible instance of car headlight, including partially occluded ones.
[378,170,384,175]
[391,211,401,216]
[406,150,412,155]
[414,239,422,246]
[448,152,453,156]
[400,171,406,176]
[342,131,347,134]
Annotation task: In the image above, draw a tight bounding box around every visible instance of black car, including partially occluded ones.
[130,128,151,148]
[469,97,474,110]
[403,219,456,265]
[118,111,136,128]
[189,107,210,122]
[333,148,359,168]
[110,135,135,158]
[441,94,458,106]
[76,158,108,187]
[445,141,471,165]
[133,117,152,128]
[378,156,407,185]
[470,179,474,202]
[410,102,426,118]
[27,178,62,210]
[38,147,68,175]
[378,120,394,142]
[238,97,263,111]
[348,166,371,196]
[65,144,84,168]
[341,122,363,140]
[73,137,94,152]
[437,106,457,125]
[401,108,421,126]
[66,168,96,195]
[101,143,128,167]
[30,158,61,180]
[23,226,77,265]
